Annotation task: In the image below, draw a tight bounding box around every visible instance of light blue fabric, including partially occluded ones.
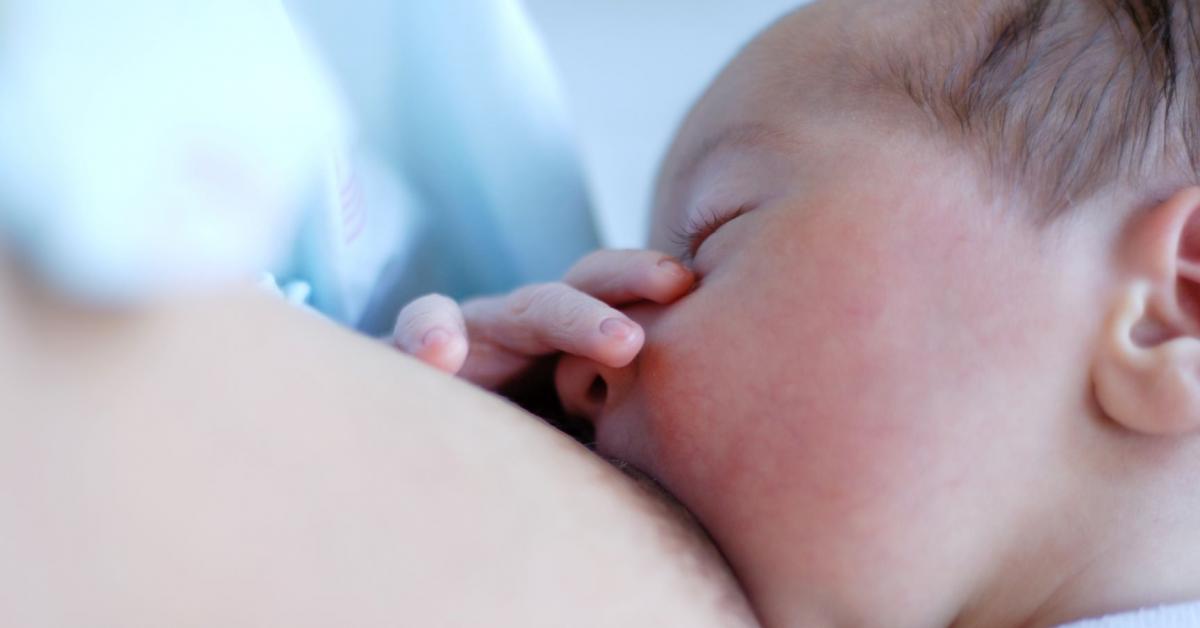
[0,0,598,333]
[0,0,345,304]
[284,0,600,334]
[273,145,425,328]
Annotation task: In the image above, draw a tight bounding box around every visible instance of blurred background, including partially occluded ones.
[268,0,807,328]
[0,0,806,332]
[523,0,804,247]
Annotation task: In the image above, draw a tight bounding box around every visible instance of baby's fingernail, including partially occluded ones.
[658,258,691,279]
[422,328,451,349]
[600,318,638,341]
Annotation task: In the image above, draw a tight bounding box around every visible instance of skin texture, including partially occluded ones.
[11,1,1200,625]
[0,258,757,628]
[393,249,694,387]
[551,2,1200,626]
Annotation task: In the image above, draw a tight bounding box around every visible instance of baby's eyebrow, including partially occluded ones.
[669,122,795,189]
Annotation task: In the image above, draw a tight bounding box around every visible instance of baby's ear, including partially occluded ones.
[1093,187,1200,435]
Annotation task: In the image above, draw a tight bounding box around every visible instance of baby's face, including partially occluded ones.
[559,1,1105,624]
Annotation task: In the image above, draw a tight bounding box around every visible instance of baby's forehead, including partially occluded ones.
[701,0,1192,222]
[660,0,937,170]
[651,1,925,227]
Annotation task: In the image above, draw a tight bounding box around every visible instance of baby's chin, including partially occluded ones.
[602,454,756,611]
[605,456,689,513]
[535,397,706,539]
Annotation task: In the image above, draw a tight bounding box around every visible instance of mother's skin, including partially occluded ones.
[0,258,756,627]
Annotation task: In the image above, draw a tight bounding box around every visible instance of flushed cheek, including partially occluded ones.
[629,334,778,534]
[628,231,958,557]
[632,299,898,513]
[631,305,972,620]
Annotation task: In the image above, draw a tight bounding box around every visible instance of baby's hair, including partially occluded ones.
[870,0,1200,220]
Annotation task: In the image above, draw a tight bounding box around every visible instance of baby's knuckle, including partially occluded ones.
[397,294,458,331]
[527,283,578,314]
[555,300,592,331]
[396,315,432,339]
[508,283,556,318]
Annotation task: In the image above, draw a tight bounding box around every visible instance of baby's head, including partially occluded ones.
[556,0,1200,624]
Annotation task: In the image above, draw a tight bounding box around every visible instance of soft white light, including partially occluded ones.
[0,0,347,303]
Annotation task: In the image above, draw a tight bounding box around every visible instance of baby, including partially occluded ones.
[395,0,1200,625]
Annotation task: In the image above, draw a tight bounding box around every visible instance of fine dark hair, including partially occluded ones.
[874,0,1198,220]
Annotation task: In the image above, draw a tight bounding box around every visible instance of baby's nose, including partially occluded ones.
[555,353,624,424]
[555,302,661,425]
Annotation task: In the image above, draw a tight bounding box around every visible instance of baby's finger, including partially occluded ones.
[393,294,469,374]
[564,249,694,306]
[467,282,644,369]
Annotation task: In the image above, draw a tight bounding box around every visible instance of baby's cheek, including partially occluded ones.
[637,318,960,614]
[632,325,744,478]
[635,249,950,540]
[629,300,827,529]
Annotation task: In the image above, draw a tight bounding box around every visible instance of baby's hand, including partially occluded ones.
[392,250,694,390]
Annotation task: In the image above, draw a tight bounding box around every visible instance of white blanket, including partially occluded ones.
[1061,602,1200,627]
